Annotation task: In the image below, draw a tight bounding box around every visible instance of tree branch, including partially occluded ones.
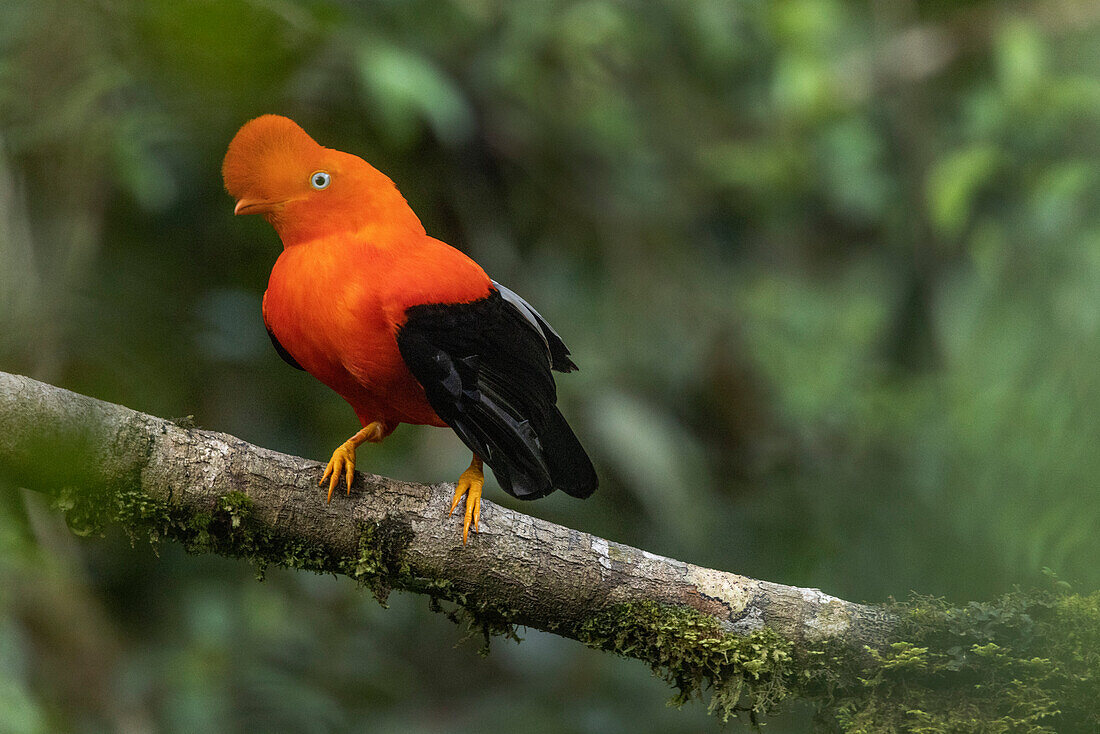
[7,371,1094,728]
[0,370,895,712]
[0,370,891,635]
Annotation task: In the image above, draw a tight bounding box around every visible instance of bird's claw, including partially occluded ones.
[320,442,356,502]
[449,463,484,544]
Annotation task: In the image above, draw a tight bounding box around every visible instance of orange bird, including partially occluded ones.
[222,115,597,542]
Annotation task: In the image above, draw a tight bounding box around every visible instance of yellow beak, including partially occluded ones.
[233,198,283,216]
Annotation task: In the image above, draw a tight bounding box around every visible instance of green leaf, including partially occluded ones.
[926,145,1003,237]
[356,41,474,149]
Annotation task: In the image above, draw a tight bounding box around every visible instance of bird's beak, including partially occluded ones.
[233,198,284,216]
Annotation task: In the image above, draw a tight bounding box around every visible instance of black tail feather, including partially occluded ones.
[540,408,598,498]
[477,407,596,500]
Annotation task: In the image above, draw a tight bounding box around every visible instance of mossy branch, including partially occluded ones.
[2,371,1098,730]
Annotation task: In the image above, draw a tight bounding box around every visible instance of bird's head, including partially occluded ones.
[222,115,421,246]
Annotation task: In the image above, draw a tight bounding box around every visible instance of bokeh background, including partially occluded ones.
[2,0,1100,731]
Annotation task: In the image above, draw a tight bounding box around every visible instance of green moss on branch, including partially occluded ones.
[45,481,1100,730]
[54,481,520,652]
[576,601,799,722]
[828,586,1100,732]
[571,586,1100,730]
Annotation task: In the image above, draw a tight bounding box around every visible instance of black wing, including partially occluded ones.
[267,325,305,371]
[396,287,597,500]
[263,291,304,371]
[491,280,577,372]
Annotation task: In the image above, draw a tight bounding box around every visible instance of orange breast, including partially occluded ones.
[262,232,491,429]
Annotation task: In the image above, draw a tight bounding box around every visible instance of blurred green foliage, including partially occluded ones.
[2,0,1100,730]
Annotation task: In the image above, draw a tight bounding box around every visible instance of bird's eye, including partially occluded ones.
[310,171,331,190]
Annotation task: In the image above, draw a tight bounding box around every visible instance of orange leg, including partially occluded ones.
[448,454,484,544]
[319,421,387,502]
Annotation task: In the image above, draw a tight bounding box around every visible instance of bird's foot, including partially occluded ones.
[449,457,484,544]
[318,421,388,503]
[320,442,356,502]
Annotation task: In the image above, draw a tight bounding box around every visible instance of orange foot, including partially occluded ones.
[319,421,387,502]
[449,455,484,544]
[320,442,356,503]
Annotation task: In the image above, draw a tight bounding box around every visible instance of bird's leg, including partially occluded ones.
[319,421,387,502]
[449,454,484,544]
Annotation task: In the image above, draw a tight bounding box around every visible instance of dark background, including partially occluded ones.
[2,0,1099,731]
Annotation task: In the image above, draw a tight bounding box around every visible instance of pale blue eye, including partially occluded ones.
[310,171,331,190]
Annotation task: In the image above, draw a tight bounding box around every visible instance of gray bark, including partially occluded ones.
[0,370,895,655]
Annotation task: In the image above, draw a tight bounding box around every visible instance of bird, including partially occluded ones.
[222,115,597,543]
